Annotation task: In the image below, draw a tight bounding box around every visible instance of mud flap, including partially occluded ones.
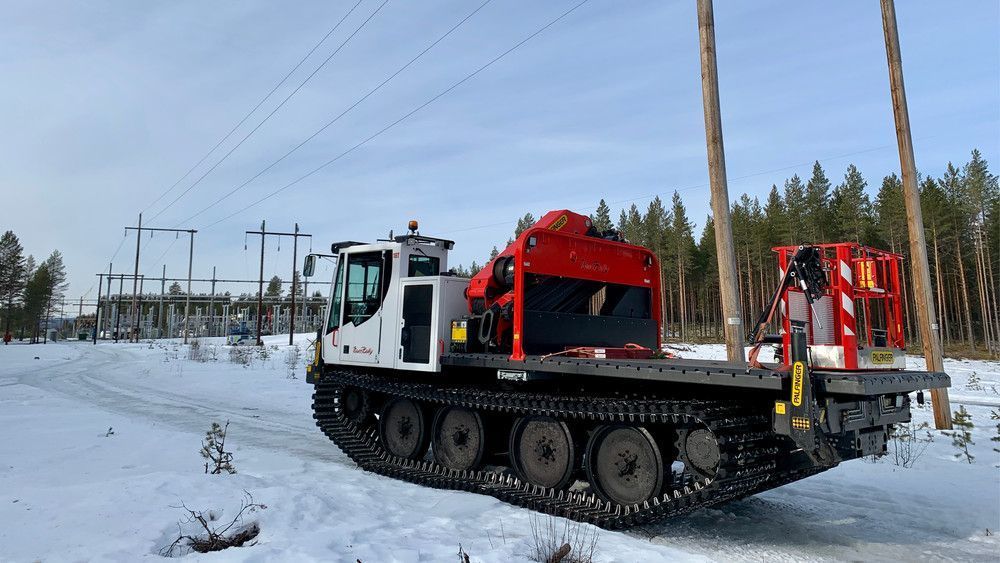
[773,323,838,466]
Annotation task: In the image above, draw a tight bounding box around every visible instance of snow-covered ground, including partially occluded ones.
[1,338,997,562]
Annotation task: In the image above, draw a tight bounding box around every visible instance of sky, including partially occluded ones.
[1,0,997,305]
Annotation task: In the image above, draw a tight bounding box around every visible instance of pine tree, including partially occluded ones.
[783,175,807,243]
[944,406,975,464]
[829,164,872,242]
[874,173,907,252]
[670,192,695,340]
[22,264,51,342]
[488,246,500,261]
[591,199,613,232]
[200,421,236,474]
[804,161,832,241]
[168,281,184,295]
[265,276,283,297]
[990,409,999,454]
[617,204,644,245]
[513,213,537,239]
[0,231,26,333]
[43,249,67,297]
[762,185,788,246]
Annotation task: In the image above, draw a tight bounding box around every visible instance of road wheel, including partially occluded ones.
[509,416,577,490]
[586,424,664,505]
[378,398,430,460]
[339,386,371,426]
[432,406,486,471]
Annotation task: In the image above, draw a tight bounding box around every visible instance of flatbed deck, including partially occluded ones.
[440,353,951,396]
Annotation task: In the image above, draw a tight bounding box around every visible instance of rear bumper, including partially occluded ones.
[775,368,949,464]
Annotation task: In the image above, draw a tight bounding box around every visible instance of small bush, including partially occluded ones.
[201,421,236,474]
[529,515,598,563]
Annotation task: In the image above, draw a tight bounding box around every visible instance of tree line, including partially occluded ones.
[455,149,998,357]
[0,231,68,342]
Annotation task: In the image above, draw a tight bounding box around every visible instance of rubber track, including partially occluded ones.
[312,369,831,529]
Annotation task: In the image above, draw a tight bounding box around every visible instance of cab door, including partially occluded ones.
[338,251,390,364]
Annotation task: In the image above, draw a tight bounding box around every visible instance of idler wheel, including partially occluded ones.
[683,428,721,478]
[339,386,371,425]
[379,398,430,460]
[586,424,664,505]
[432,406,486,471]
[509,416,577,490]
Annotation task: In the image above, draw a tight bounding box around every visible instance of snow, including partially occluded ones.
[1,338,998,562]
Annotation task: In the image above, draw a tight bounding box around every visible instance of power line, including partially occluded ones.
[174,0,495,227]
[140,0,366,217]
[147,0,390,225]
[201,0,593,229]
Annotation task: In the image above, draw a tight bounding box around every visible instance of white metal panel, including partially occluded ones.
[394,276,470,373]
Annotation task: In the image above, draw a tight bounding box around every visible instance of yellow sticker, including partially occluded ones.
[871,350,895,365]
[775,402,786,415]
[791,361,805,407]
[549,214,569,231]
[450,325,467,342]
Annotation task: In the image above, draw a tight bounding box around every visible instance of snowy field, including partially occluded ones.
[1,338,998,562]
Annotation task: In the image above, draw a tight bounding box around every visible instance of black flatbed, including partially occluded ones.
[440,353,951,396]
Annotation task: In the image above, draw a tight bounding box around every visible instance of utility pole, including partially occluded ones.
[245,221,313,346]
[184,231,194,344]
[93,273,103,345]
[290,223,299,346]
[129,213,142,342]
[105,263,113,340]
[880,0,951,429]
[697,0,744,365]
[159,264,166,338]
[257,220,265,346]
[114,274,124,343]
[124,224,197,343]
[209,266,217,337]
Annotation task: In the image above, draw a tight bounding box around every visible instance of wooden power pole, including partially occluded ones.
[880,0,951,429]
[697,0,745,365]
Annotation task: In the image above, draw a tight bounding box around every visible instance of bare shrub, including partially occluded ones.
[888,421,933,468]
[160,491,266,556]
[187,339,206,362]
[529,515,598,563]
[201,420,236,474]
[285,345,301,379]
[229,346,254,367]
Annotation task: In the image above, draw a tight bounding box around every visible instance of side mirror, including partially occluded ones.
[303,255,317,278]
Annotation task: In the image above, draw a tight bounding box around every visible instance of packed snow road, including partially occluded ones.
[1,339,997,562]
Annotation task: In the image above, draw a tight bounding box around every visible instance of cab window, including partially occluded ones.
[345,251,387,326]
[326,258,346,333]
[408,254,439,277]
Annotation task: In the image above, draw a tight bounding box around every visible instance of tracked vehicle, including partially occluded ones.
[304,210,949,528]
